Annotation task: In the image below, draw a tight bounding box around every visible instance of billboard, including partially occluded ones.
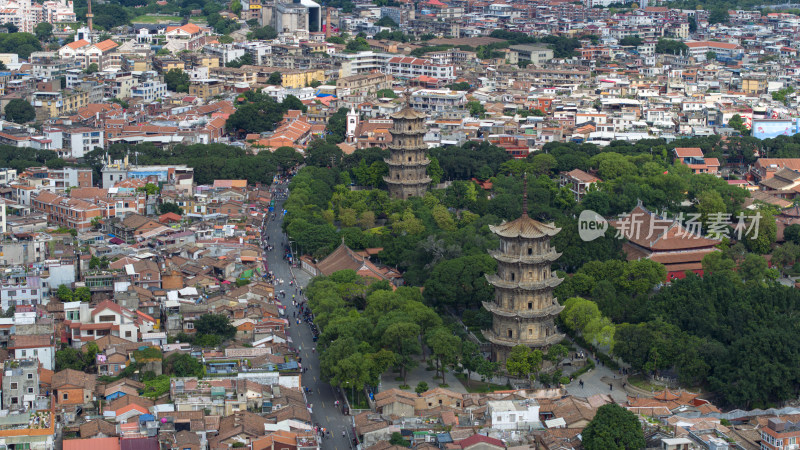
[752,119,800,140]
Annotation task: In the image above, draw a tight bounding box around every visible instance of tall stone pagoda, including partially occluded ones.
[482,176,565,364]
[384,102,431,199]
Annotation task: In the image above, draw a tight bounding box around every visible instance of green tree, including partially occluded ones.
[167,353,205,377]
[345,36,370,52]
[706,50,717,61]
[194,314,237,341]
[325,108,349,143]
[582,404,645,450]
[230,0,242,16]
[272,146,304,170]
[158,202,183,215]
[389,432,409,447]
[447,81,470,91]
[422,254,496,309]
[376,88,397,98]
[728,114,749,135]
[618,35,643,46]
[165,69,190,93]
[701,251,736,276]
[74,287,91,302]
[785,223,800,245]
[655,38,688,55]
[460,340,483,387]
[55,346,85,371]
[506,345,531,379]
[34,22,53,41]
[743,210,775,254]
[4,99,35,123]
[375,16,398,28]
[85,63,98,74]
[382,321,421,384]
[561,297,601,333]
[466,100,485,117]
[267,71,282,85]
[427,155,444,184]
[425,326,461,384]
[708,8,729,24]
[415,381,428,393]
[249,25,277,40]
[56,284,73,302]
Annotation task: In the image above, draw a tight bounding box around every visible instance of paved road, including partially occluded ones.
[262,180,353,450]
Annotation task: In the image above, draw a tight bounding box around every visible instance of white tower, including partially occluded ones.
[346,106,358,143]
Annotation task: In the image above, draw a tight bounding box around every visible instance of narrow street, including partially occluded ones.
[262,179,354,450]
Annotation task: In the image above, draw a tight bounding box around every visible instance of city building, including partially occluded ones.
[1,359,40,412]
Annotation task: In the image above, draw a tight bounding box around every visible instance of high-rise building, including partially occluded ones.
[482,178,565,364]
[384,104,431,199]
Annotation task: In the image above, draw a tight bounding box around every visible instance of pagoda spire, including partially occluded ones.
[522,172,528,217]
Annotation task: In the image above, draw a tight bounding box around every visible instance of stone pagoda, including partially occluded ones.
[482,176,565,364]
[384,102,431,199]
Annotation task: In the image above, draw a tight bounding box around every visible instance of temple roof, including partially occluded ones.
[489,215,561,239]
[390,106,426,120]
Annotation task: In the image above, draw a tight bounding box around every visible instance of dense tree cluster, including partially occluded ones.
[4,99,36,123]
[311,270,503,396]
[164,69,189,93]
[225,91,305,136]
[85,142,295,184]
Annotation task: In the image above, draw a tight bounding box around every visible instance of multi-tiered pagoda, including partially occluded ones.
[384,105,431,200]
[482,178,565,364]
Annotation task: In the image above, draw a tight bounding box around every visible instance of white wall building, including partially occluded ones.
[131,80,168,103]
[488,400,541,430]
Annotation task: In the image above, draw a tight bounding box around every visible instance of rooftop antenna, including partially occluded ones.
[522,172,528,217]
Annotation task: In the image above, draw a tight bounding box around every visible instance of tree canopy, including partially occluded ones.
[582,404,645,450]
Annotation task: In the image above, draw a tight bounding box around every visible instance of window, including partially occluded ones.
[27,387,33,394]
[510,273,515,281]
[20,350,26,357]
[186,322,194,329]
[11,397,17,404]
[62,393,68,400]
[507,329,512,338]
[98,314,116,322]
[528,328,532,336]
[10,382,17,390]
[528,302,532,310]
[125,331,132,338]
[528,247,533,255]
[27,373,32,379]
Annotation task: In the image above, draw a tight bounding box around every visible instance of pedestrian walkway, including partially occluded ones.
[263,179,353,450]
[379,356,468,394]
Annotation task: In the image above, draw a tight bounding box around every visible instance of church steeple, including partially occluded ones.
[346,106,358,143]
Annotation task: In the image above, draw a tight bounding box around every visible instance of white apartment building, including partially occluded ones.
[384,56,455,81]
[488,400,541,430]
[63,300,144,348]
[410,89,467,112]
[0,168,17,185]
[0,0,75,33]
[132,80,168,102]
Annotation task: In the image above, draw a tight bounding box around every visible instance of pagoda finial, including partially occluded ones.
[522,172,528,217]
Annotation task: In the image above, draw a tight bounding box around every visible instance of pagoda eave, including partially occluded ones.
[482,330,566,348]
[488,249,562,264]
[485,274,564,290]
[384,177,432,185]
[482,301,565,318]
